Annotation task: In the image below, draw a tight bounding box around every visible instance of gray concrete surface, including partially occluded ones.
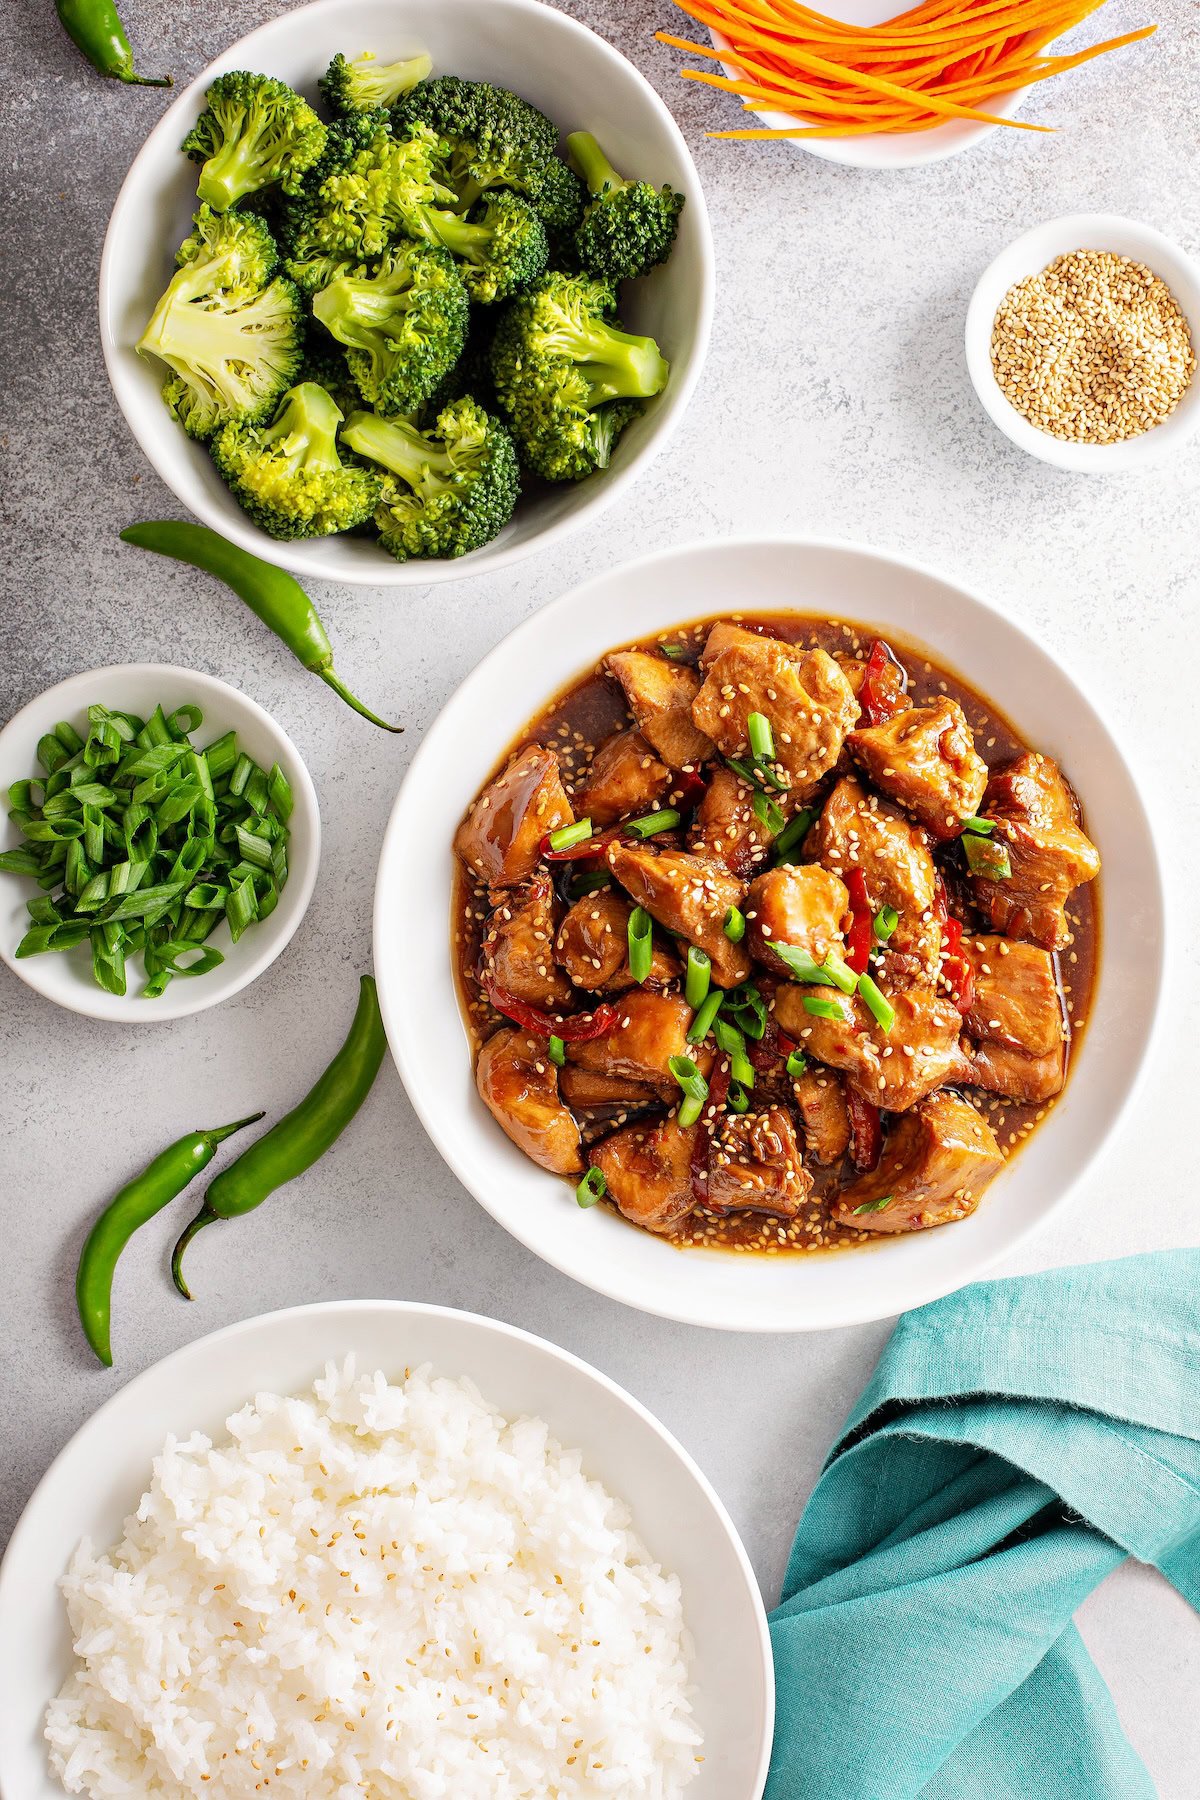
[1,0,1198,1790]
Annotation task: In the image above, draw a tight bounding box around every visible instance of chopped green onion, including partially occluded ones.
[687,989,724,1044]
[234,824,274,871]
[821,954,859,996]
[548,819,593,852]
[853,1194,895,1215]
[752,791,787,836]
[627,906,653,984]
[873,904,900,942]
[725,755,788,793]
[773,942,856,992]
[747,711,775,763]
[857,972,896,1034]
[577,1166,607,1207]
[685,946,711,1010]
[803,994,848,1022]
[962,815,995,835]
[963,833,1012,881]
[203,730,239,780]
[725,981,767,1039]
[713,1018,755,1088]
[669,1054,710,1126]
[659,643,686,660]
[786,1048,809,1079]
[624,808,680,839]
[267,763,294,822]
[567,868,611,901]
[726,1081,751,1114]
[723,905,746,942]
[548,1035,566,1067]
[226,872,259,942]
[772,806,817,864]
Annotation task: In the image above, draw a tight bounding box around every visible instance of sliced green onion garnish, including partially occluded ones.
[857,972,895,1034]
[725,755,788,794]
[747,711,775,763]
[659,643,686,660]
[687,989,724,1044]
[773,942,855,992]
[627,906,653,984]
[548,818,592,852]
[803,994,848,1022]
[723,906,746,942]
[685,946,711,1010]
[548,1035,566,1067]
[668,1054,709,1103]
[873,904,900,942]
[568,869,611,901]
[785,1048,809,1079]
[725,981,767,1039]
[713,1018,755,1088]
[963,833,1012,880]
[772,806,817,865]
[267,762,294,822]
[577,1166,607,1207]
[624,808,680,839]
[962,815,995,835]
[726,1081,751,1114]
[752,791,787,836]
[853,1194,894,1215]
[821,954,859,996]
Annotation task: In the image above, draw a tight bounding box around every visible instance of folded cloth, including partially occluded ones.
[766,1252,1200,1800]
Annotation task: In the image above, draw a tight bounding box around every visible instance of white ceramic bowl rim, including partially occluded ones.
[0,663,320,1022]
[97,0,715,587]
[0,1298,774,1800]
[374,534,1166,1332]
[964,211,1200,471]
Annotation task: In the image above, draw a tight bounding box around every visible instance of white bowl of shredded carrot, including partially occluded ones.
[655,0,1157,169]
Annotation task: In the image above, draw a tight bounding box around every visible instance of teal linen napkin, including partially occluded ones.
[767,1252,1200,1800]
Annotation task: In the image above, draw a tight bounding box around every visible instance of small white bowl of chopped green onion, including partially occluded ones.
[0,665,320,1021]
[965,213,1200,471]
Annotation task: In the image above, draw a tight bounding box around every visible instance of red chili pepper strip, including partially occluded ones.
[777,1030,797,1059]
[846,1086,883,1172]
[484,976,619,1042]
[670,769,708,811]
[844,868,873,975]
[689,1057,731,1204]
[938,915,976,1016]
[858,639,908,727]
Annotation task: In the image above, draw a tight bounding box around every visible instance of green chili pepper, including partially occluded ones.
[76,1112,263,1367]
[55,0,172,85]
[120,523,403,734]
[171,975,387,1297]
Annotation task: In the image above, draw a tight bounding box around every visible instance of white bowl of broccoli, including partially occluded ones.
[99,0,715,586]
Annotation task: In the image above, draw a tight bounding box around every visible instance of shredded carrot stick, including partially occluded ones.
[657,0,1155,137]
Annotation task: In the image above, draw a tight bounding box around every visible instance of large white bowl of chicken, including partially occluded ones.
[374,538,1163,1332]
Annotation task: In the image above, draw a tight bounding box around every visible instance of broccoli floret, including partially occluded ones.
[137,207,304,440]
[566,133,684,282]
[211,382,380,539]
[392,76,558,209]
[279,113,452,294]
[311,240,469,416]
[181,71,327,212]
[297,322,362,421]
[489,272,668,481]
[320,48,433,116]
[409,189,547,305]
[342,397,519,560]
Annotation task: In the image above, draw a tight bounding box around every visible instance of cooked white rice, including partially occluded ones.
[46,1360,702,1798]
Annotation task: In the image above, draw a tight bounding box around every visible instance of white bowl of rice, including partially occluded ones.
[0,1301,772,1800]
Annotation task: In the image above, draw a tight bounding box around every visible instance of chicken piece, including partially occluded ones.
[706,1107,812,1220]
[807,776,940,974]
[555,890,680,993]
[566,991,711,1097]
[831,1090,1004,1232]
[698,620,777,670]
[966,1040,1065,1105]
[475,1027,583,1174]
[962,935,1065,1057]
[773,980,970,1113]
[574,728,672,828]
[848,696,988,840]
[689,765,779,876]
[606,842,751,988]
[745,864,848,976]
[559,1065,661,1111]
[970,754,1101,952]
[792,1066,852,1165]
[481,875,573,1011]
[691,636,860,800]
[455,744,574,888]
[589,1114,698,1234]
[605,650,715,771]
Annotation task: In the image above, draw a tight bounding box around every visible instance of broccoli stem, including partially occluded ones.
[419,207,493,268]
[341,412,453,485]
[545,314,669,405]
[566,132,626,198]
[262,384,343,470]
[197,132,273,211]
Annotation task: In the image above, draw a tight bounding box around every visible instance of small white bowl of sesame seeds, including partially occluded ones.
[965,213,1200,471]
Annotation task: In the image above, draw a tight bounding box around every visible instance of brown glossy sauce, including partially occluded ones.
[453,612,1100,1257]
